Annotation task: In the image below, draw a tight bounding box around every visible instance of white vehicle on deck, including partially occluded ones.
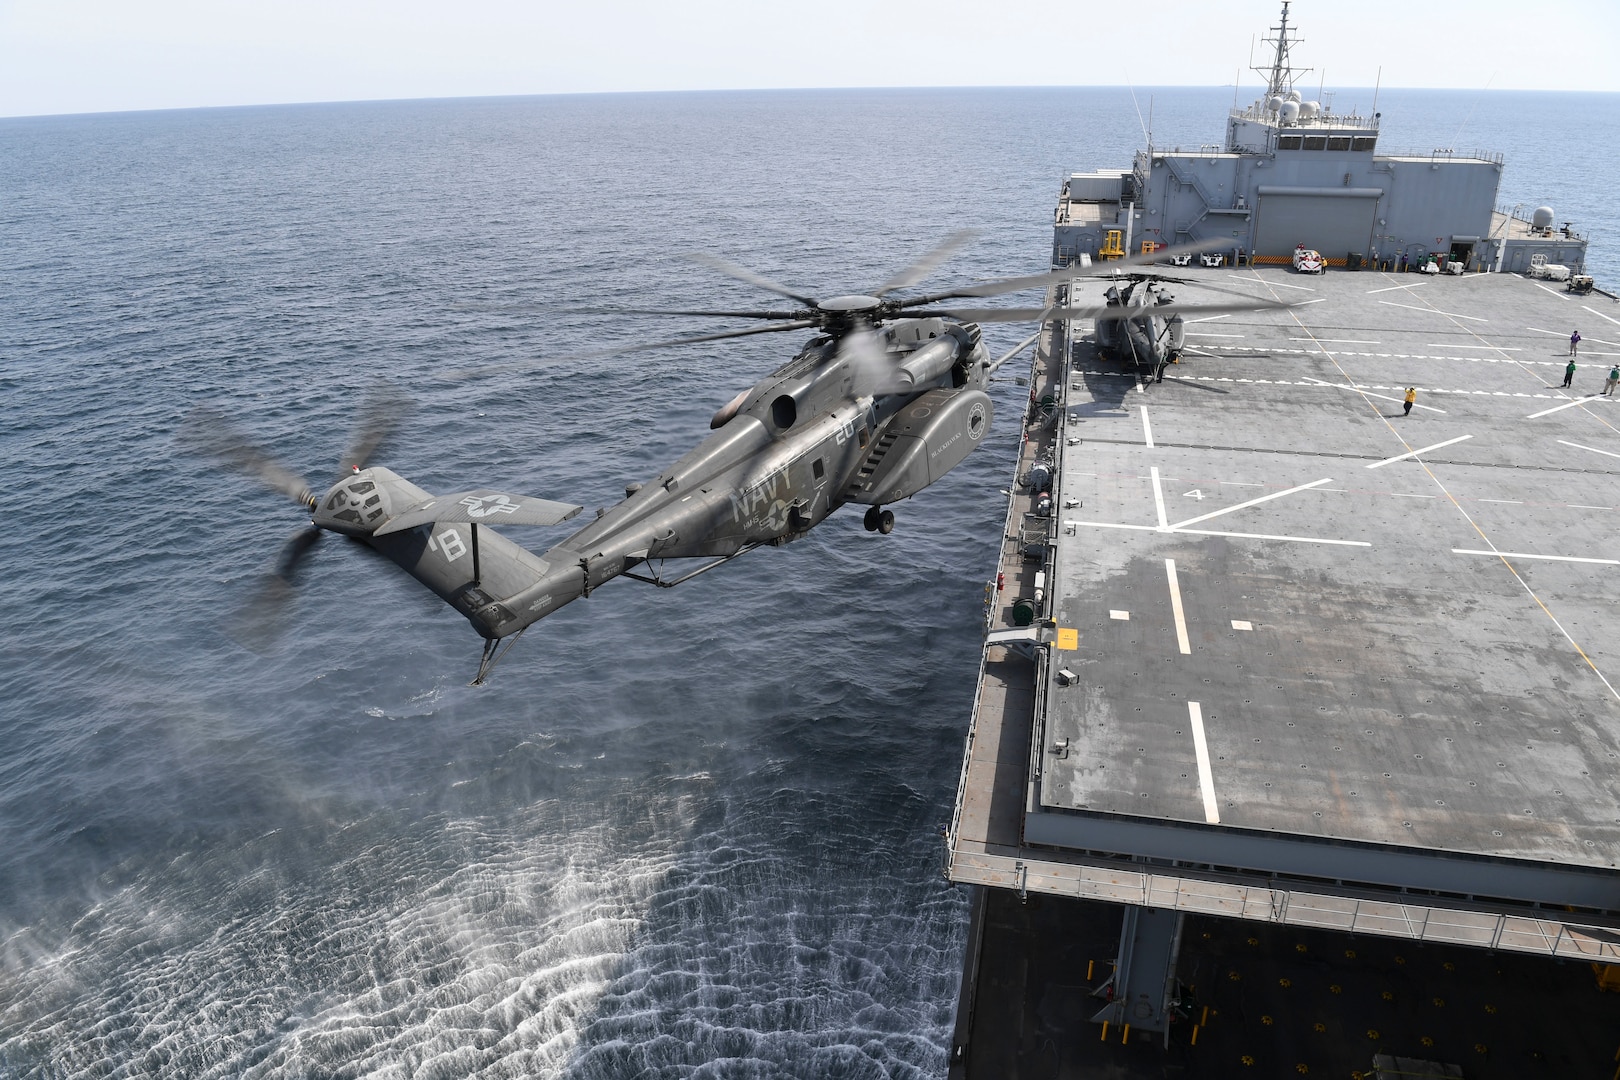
[1292,246,1324,273]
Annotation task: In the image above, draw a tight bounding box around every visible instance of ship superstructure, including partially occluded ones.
[1055,2,1587,275]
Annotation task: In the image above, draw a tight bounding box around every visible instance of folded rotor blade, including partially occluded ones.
[871,230,979,297]
[686,253,821,307]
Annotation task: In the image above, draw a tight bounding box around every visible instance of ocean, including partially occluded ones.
[2,86,1616,1077]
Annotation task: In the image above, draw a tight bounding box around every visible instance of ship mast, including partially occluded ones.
[1253,1,1311,98]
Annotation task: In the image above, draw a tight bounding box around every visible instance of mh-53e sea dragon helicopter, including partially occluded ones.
[1095,272,1189,383]
[191,235,1286,683]
[1091,269,1276,384]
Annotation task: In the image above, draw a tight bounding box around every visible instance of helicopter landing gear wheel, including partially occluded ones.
[864,506,882,533]
[877,509,895,535]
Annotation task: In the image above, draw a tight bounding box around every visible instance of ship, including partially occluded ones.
[943,5,1620,1077]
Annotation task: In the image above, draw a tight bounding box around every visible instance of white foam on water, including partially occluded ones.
[0,802,691,1078]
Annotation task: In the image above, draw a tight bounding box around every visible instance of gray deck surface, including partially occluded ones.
[1042,267,1620,870]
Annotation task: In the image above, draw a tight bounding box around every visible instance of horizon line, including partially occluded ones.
[5,83,1615,122]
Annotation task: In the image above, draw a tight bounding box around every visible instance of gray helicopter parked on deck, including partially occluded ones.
[1094,272,1192,383]
[190,236,1286,683]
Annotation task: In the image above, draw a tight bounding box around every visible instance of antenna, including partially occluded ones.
[1252,0,1311,98]
[1128,83,1151,150]
[1448,72,1497,150]
[1372,66,1381,117]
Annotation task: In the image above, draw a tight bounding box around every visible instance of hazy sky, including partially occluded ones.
[1,0,1615,118]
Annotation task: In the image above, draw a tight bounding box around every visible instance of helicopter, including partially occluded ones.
[1092,272,1193,383]
[189,235,1290,683]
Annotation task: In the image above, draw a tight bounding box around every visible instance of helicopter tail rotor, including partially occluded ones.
[182,385,411,649]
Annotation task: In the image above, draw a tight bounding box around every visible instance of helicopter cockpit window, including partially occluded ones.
[812,458,825,480]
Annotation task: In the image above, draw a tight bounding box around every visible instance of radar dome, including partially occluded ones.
[1299,100,1320,119]
[1279,100,1301,125]
[1531,206,1555,229]
[1286,89,1302,103]
[1266,95,1284,114]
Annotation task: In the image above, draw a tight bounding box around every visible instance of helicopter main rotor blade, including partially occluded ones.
[339,383,411,477]
[182,407,317,507]
[898,237,1235,306]
[911,297,1295,323]
[227,526,323,653]
[871,229,979,297]
[574,318,823,361]
[687,253,822,307]
[563,307,813,321]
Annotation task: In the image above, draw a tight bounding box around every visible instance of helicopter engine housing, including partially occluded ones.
[894,337,960,387]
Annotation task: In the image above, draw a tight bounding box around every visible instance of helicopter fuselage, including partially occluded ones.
[318,317,993,644]
[1095,280,1186,381]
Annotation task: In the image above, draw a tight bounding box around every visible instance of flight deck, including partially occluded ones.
[944,266,1620,1069]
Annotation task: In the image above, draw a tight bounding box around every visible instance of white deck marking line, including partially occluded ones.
[1582,305,1620,329]
[1477,499,1522,504]
[1168,477,1335,530]
[1065,521,1370,547]
[1391,492,1436,499]
[1366,282,1426,294]
[1110,610,1130,620]
[1379,300,1488,321]
[1570,504,1613,510]
[1530,281,1572,299]
[1187,313,1233,323]
[1141,405,1154,448]
[1257,279,1318,292]
[1555,440,1620,459]
[1179,527,1370,547]
[1187,702,1220,824]
[1365,434,1474,469]
[1425,343,1520,350]
[1527,326,1569,336]
[1302,376,1446,412]
[1527,396,1604,418]
[1151,466,1169,529]
[1294,337,1379,344]
[1166,559,1192,655]
[1186,331,1245,337]
[1293,297,1328,306]
[1454,549,1620,565]
[1220,481,1263,487]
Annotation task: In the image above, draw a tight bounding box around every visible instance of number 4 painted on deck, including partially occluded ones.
[1183,489,1206,500]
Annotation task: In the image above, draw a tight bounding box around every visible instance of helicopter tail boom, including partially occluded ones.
[311,467,589,640]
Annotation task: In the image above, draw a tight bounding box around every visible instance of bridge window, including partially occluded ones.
[1302,136,1327,151]
[1277,135,1302,150]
